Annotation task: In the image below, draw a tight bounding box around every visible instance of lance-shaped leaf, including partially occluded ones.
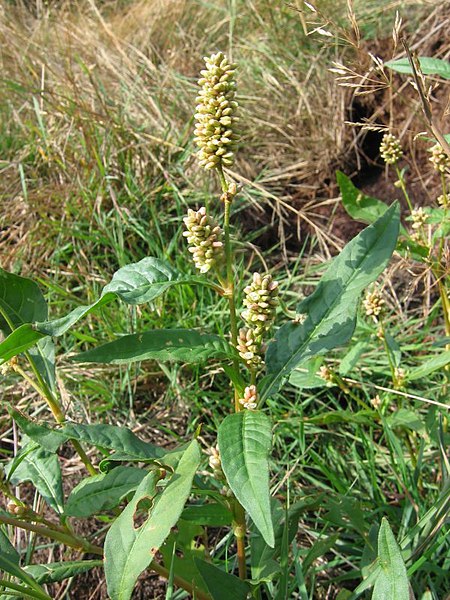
[218,411,274,547]
[73,329,236,364]
[62,423,165,459]
[104,439,200,600]
[0,258,209,364]
[262,202,400,401]
[0,553,52,600]
[194,559,250,600]
[337,171,389,225]
[7,444,64,514]
[386,56,450,80]
[0,269,56,392]
[65,467,147,517]
[24,560,102,585]
[372,518,409,600]
[9,409,164,459]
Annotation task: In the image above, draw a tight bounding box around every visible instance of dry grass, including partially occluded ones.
[0,0,448,272]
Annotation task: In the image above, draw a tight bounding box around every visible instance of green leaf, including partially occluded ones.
[65,467,147,517]
[372,518,409,600]
[0,530,20,564]
[73,329,236,365]
[337,171,389,224]
[194,559,250,600]
[339,341,367,376]
[218,411,274,547]
[159,520,207,594]
[250,497,315,581]
[385,409,424,434]
[181,503,233,527]
[262,203,400,400]
[385,57,450,80]
[7,444,64,514]
[0,258,209,364]
[0,270,47,329]
[384,332,401,369]
[407,350,450,381]
[0,554,52,600]
[288,357,326,389]
[0,269,55,392]
[62,423,164,459]
[104,439,200,600]
[9,408,67,453]
[9,410,164,459]
[24,560,102,584]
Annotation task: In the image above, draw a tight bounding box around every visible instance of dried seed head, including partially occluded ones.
[429,143,450,173]
[380,133,403,165]
[194,52,239,170]
[363,288,385,321]
[238,385,258,410]
[183,206,224,273]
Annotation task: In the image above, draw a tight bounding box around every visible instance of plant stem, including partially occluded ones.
[395,165,413,213]
[216,165,248,580]
[0,514,212,600]
[217,166,241,412]
[0,303,96,476]
[150,558,212,600]
[0,513,102,555]
[233,501,248,579]
[12,363,96,477]
[0,579,51,600]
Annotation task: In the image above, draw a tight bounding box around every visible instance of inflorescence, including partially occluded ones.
[194,52,239,170]
[380,133,403,165]
[237,273,279,368]
[183,207,224,273]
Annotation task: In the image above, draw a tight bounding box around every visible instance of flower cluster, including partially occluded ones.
[393,367,406,388]
[183,207,223,273]
[363,288,385,321]
[318,365,334,384]
[411,207,427,230]
[236,327,262,368]
[380,133,403,165]
[429,143,450,173]
[242,273,279,335]
[208,446,224,480]
[194,52,239,170]
[238,385,258,410]
[237,272,279,367]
